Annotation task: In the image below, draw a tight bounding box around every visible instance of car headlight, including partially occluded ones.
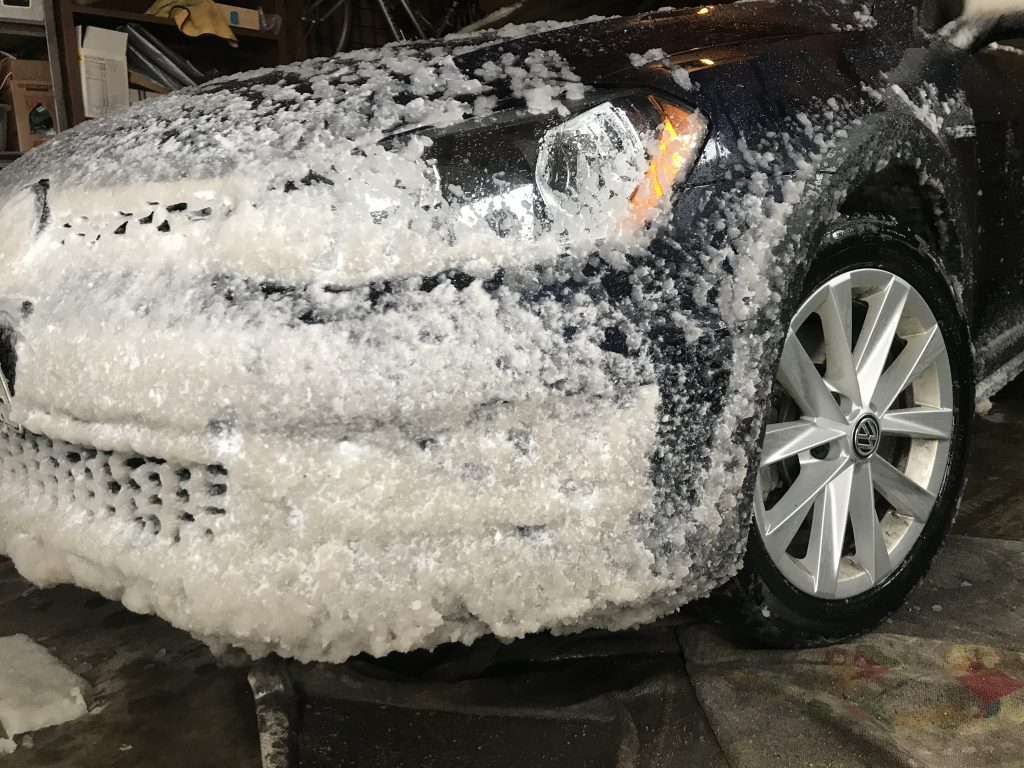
[411,92,708,242]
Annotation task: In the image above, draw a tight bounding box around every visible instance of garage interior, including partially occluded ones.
[2,1,1024,767]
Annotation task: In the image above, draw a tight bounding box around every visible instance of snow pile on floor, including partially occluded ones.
[0,635,89,753]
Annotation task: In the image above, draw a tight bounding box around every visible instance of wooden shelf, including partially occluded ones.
[0,18,47,38]
[68,4,279,41]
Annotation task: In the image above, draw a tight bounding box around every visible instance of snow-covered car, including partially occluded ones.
[0,0,1018,661]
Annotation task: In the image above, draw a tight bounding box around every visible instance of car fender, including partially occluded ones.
[651,102,976,588]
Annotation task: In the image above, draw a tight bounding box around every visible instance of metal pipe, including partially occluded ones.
[374,0,403,41]
[393,0,426,39]
[335,0,353,53]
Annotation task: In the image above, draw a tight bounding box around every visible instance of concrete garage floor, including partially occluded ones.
[1,379,1023,767]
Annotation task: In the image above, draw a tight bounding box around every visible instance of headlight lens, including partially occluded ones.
[535,101,648,218]
[413,92,708,242]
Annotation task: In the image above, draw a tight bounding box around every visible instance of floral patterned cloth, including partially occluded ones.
[683,536,1024,767]
[686,628,1024,767]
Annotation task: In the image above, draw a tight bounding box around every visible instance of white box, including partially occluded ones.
[77,26,130,119]
[0,0,44,24]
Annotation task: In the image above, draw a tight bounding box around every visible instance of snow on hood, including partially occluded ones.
[0,32,658,287]
[0,1,831,196]
[0,20,600,194]
[0,18,624,286]
[0,1,849,286]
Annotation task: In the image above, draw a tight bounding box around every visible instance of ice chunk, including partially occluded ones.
[628,48,669,67]
[0,635,89,740]
[628,47,694,90]
[671,68,694,90]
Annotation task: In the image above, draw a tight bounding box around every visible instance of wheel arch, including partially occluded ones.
[752,111,975,409]
[806,111,975,318]
[707,111,976,585]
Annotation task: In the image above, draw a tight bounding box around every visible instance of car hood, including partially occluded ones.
[0,1,846,290]
[0,1,836,197]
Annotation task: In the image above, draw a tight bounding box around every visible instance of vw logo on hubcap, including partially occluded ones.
[852,414,881,460]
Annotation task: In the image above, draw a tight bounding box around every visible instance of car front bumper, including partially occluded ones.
[0,163,761,662]
[0,247,700,661]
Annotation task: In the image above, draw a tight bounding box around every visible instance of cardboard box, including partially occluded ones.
[0,0,44,24]
[77,26,130,119]
[0,59,56,152]
[214,3,260,30]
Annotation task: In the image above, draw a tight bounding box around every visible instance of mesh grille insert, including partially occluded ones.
[0,425,228,543]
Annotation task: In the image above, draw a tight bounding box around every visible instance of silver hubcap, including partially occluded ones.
[755,268,954,600]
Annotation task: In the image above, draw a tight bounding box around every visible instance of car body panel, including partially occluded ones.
[959,41,1024,381]
[0,0,1019,661]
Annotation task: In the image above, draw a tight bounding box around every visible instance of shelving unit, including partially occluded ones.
[50,0,302,128]
[67,4,281,41]
[0,17,47,39]
[3,0,303,157]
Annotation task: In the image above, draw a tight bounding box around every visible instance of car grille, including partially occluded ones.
[0,424,228,543]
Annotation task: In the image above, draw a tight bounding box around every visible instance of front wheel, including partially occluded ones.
[710,215,973,647]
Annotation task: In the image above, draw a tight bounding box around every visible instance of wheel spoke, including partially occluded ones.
[777,331,845,422]
[879,406,953,440]
[759,456,848,558]
[854,277,909,407]
[819,276,861,406]
[849,461,891,583]
[804,463,853,596]
[760,420,845,467]
[870,326,945,414]
[871,454,935,522]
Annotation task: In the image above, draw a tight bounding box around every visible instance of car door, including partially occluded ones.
[959,29,1024,377]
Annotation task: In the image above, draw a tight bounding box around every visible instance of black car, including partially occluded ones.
[0,0,1017,662]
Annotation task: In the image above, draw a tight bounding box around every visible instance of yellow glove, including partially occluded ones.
[147,0,239,47]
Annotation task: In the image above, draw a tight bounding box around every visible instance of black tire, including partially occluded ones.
[705,215,974,647]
